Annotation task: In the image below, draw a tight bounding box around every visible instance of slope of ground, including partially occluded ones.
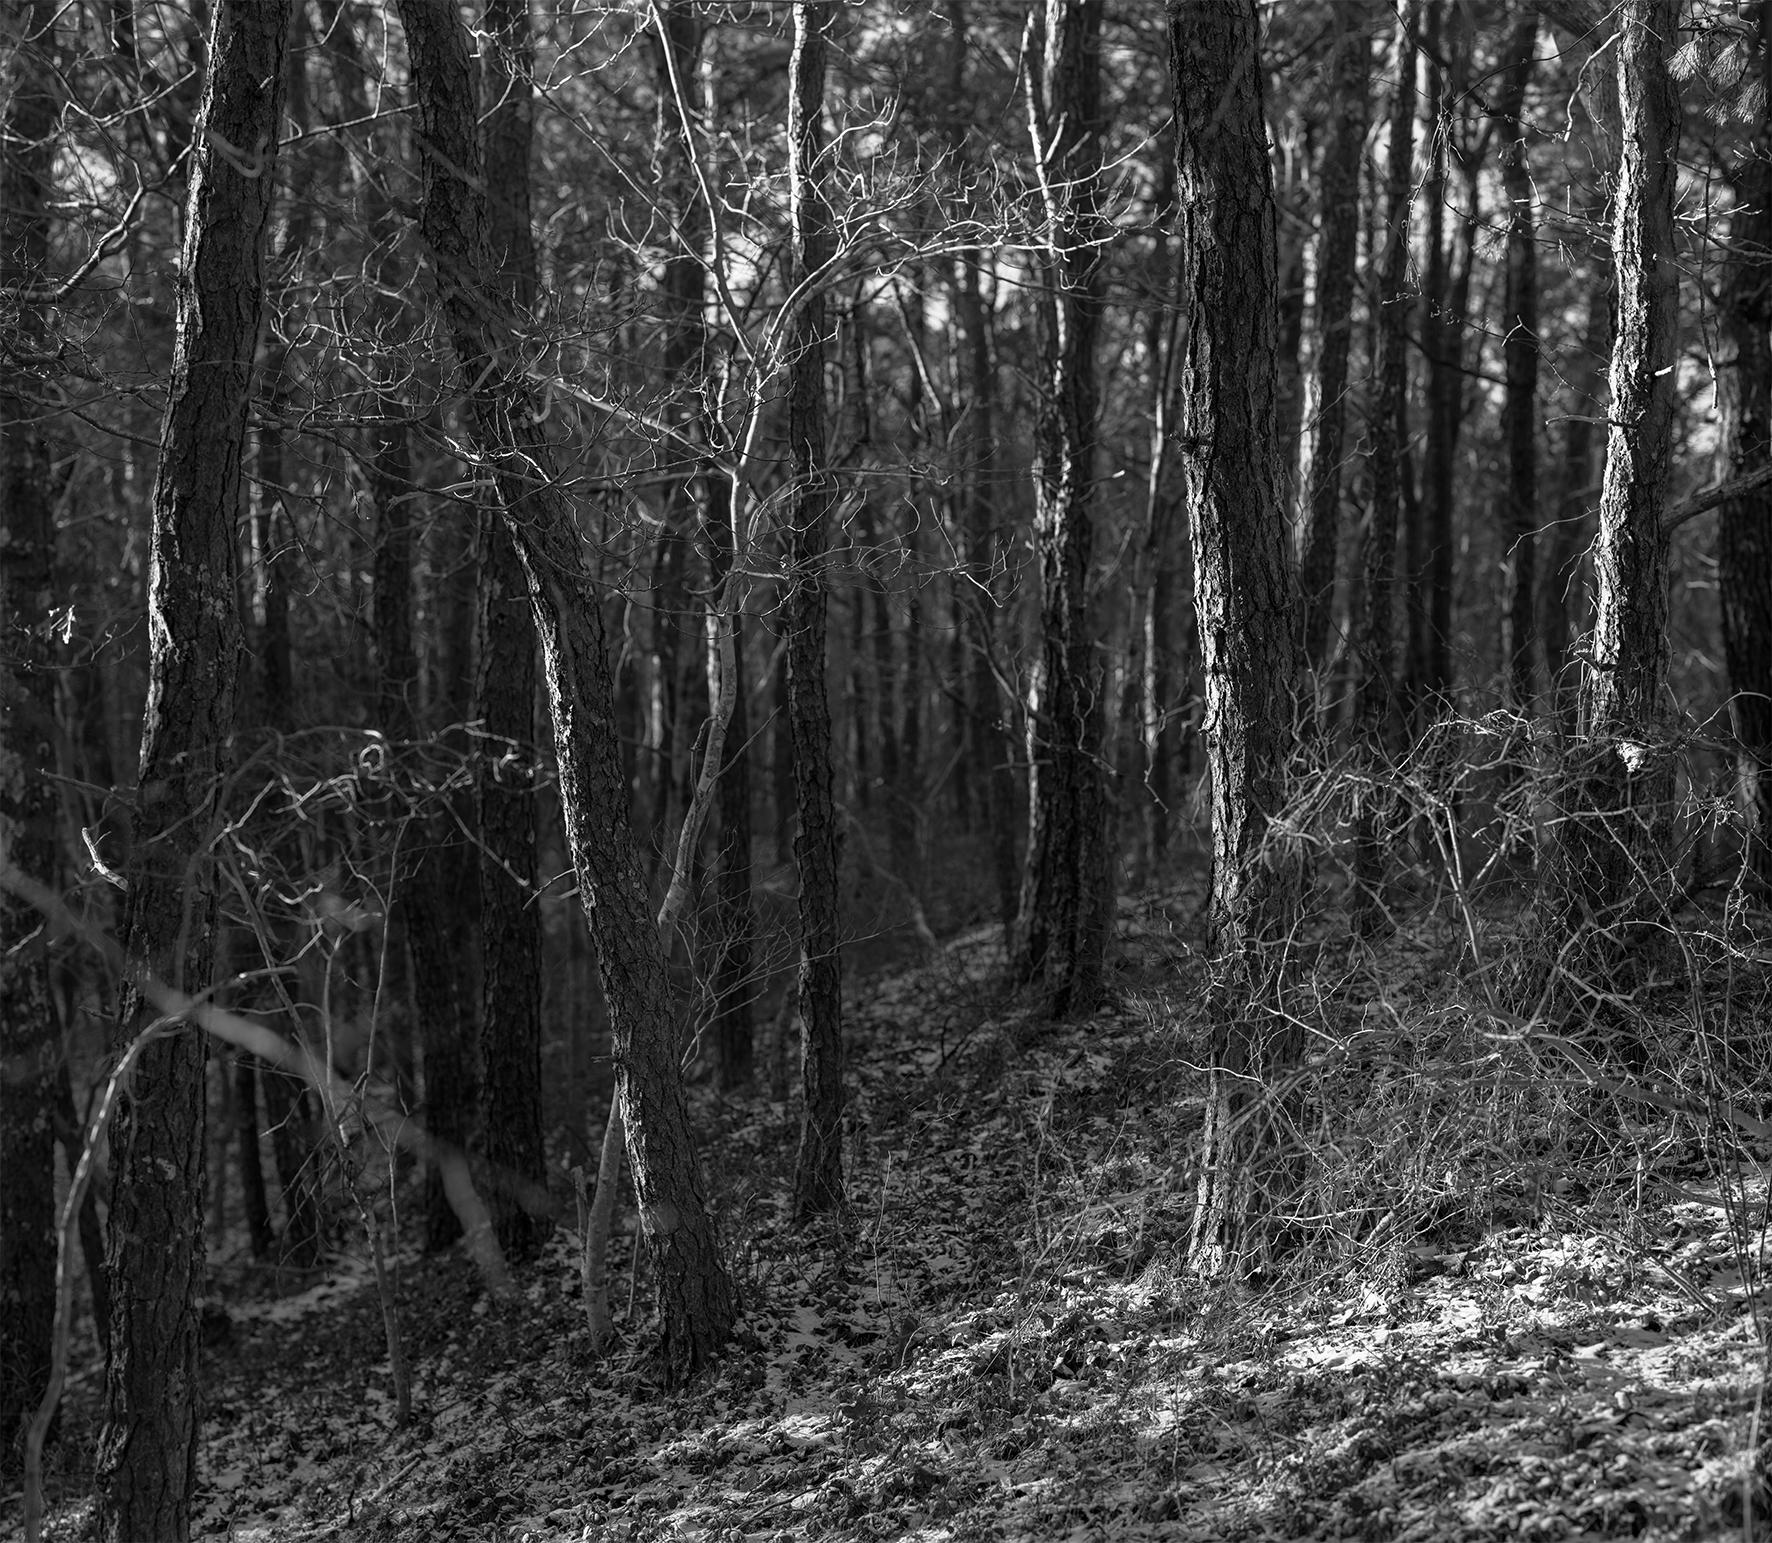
[9,887,1772,1542]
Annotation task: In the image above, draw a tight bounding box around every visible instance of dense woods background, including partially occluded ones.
[3,0,1772,1538]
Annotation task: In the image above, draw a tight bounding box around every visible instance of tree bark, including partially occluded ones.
[1298,0,1372,672]
[786,0,845,1223]
[1556,0,1682,953]
[95,4,290,1536]
[1018,0,1112,1017]
[0,0,61,1473]
[396,0,735,1382]
[1716,5,1772,892]
[1170,0,1304,1275]
[475,0,551,1261]
[1496,14,1541,712]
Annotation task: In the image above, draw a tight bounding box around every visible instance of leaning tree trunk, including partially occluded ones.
[396,0,735,1383]
[1554,0,1682,965]
[786,0,845,1224]
[1716,6,1772,893]
[95,4,290,1537]
[0,0,61,1475]
[1496,14,1541,713]
[1170,0,1304,1277]
[1018,0,1112,1018]
[1297,0,1371,673]
[474,0,551,1262]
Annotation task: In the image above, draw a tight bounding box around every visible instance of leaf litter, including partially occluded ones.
[8,890,1772,1542]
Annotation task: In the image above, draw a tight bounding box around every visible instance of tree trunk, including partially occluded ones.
[475,0,551,1262]
[1351,2,1418,934]
[1496,14,1541,712]
[0,0,61,1472]
[1542,282,1611,731]
[1417,4,1477,711]
[944,0,1020,936]
[96,4,289,1536]
[1018,0,1112,1017]
[396,0,735,1382]
[1298,1,1372,672]
[1170,0,1304,1276]
[786,0,846,1223]
[1716,6,1772,892]
[1555,0,1682,955]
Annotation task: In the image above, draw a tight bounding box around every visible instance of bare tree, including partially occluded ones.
[1554,0,1683,955]
[787,0,845,1223]
[1019,0,1112,1017]
[94,3,291,1536]
[1170,0,1304,1273]
[395,0,736,1381]
[1298,0,1373,673]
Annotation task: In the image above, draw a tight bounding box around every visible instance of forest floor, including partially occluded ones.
[10,875,1772,1543]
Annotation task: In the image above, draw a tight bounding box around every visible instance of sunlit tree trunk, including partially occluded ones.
[1019,0,1112,1017]
[1555,0,1682,955]
[0,0,61,1475]
[786,0,845,1223]
[1170,0,1304,1274]
[95,4,290,1536]
[397,0,735,1381]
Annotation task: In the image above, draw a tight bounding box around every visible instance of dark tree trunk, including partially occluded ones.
[96,4,289,1536]
[0,0,61,1471]
[1018,0,1112,1017]
[475,0,551,1262]
[1496,15,1541,712]
[397,0,735,1381]
[1417,4,1477,711]
[1716,7,1772,892]
[786,0,845,1223]
[1170,0,1304,1276]
[1556,0,1682,953]
[1351,2,1418,933]
[943,0,1020,936]
[232,1056,274,1260]
[1298,0,1372,672]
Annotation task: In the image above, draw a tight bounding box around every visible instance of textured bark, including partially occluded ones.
[1542,285,1611,729]
[1018,0,1112,1017]
[0,0,60,1472]
[396,0,735,1380]
[475,0,550,1261]
[1298,0,1372,671]
[1171,0,1304,1275]
[96,4,289,1536]
[1716,7,1772,891]
[1557,0,1682,949]
[1496,15,1541,711]
[1351,3,1417,933]
[786,0,845,1223]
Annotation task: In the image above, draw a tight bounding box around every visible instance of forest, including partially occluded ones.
[2,0,1772,1538]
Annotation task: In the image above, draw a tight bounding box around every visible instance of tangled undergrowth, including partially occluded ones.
[7,866,1772,1543]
